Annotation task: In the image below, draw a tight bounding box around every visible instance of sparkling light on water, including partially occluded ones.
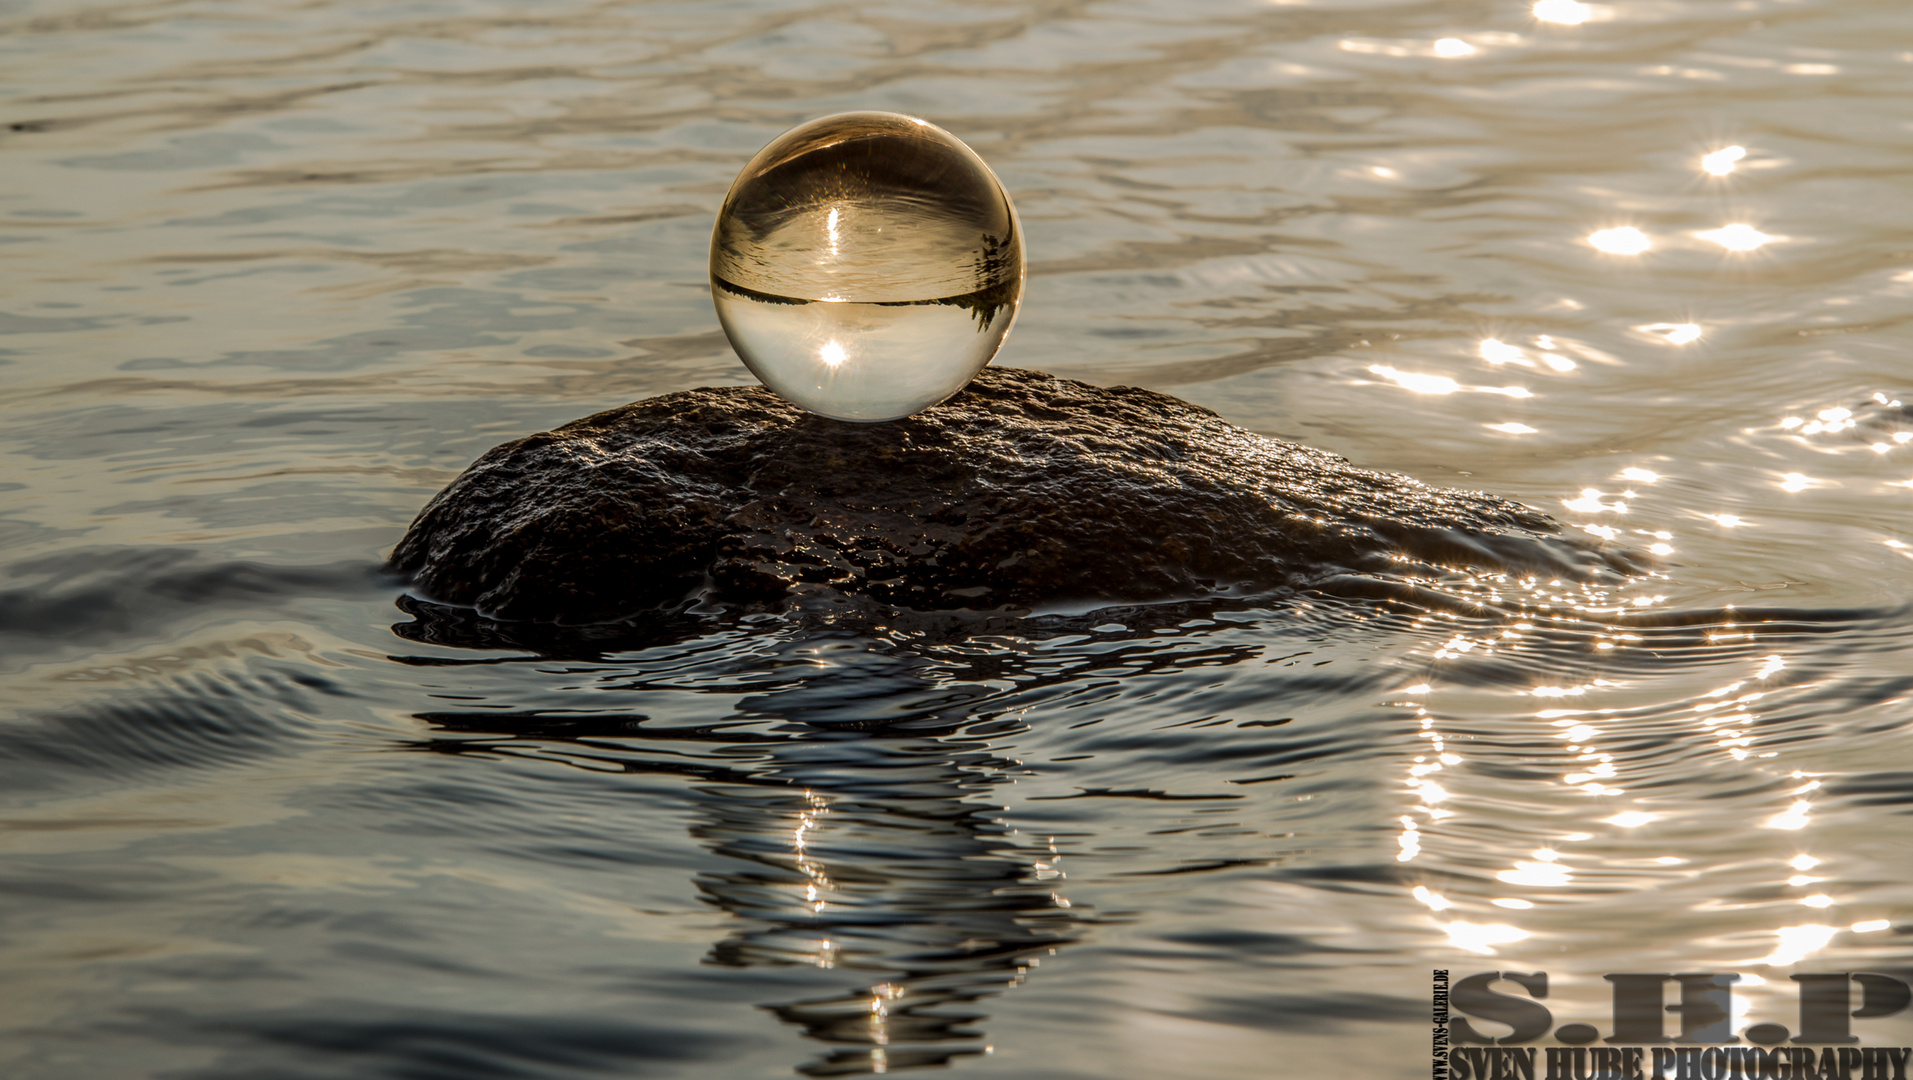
[1589,226,1652,254]
[1697,223,1775,251]
[1636,321,1704,345]
[1534,0,1592,26]
[710,112,1025,422]
[1367,365,1458,394]
[1765,800,1813,830]
[1443,922,1531,954]
[1479,338,1528,365]
[1702,145,1747,175]
[1758,925,1835,966]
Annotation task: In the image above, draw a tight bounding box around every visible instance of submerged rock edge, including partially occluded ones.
[390,367,1631,624]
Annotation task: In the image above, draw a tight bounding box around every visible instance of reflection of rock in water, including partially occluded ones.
[402,629,1173,1076]
[390,367,1640,625]
[692,746,1073,1076]
[392,587,1275,660]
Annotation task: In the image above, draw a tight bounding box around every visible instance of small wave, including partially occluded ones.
[0,547,391,660]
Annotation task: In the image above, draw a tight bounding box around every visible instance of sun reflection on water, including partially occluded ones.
[1697,223,1777,252]
[1445,921,1532,954]
[793,790,835,917]
[1377,535,1883,970]
[1702,145,1748,176]
[1589,226,1651,255]
[1367,365,1456,395]
[1758,925,1837,967]
[1533,0,1592,26]
[1638,321,1703,344]
[1479,338,1528,365]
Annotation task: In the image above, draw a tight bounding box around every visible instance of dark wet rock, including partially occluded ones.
[390,367,1635,625]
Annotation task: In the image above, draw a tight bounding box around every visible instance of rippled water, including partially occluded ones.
[4,0,1911,1076]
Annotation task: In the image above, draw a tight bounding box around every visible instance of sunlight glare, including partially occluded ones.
[1369,365,1459,395]
[1764,801,1812,830]
[1444,921,1531,954]
[1590,227,1651,255]
[1759,925,1835,967]
[1563,489,1626,514]
[1698,224,1774,252]
[1637,322,1702,345]
[1702,146,1746,176]
[1534,0,1591,25]
[1480,339,1529,365]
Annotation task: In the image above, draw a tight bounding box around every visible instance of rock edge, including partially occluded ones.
[391,367,1628,623]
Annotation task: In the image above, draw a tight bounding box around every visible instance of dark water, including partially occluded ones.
[4,0,1912,1076]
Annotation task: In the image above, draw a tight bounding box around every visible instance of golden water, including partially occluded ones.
[1,0,1910,1076]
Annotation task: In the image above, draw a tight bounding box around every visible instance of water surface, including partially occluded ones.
[3,0,1912,1076]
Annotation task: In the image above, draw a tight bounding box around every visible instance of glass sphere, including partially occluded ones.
[710,112,1024,422]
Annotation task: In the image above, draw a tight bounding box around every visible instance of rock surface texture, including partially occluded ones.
[392,367,1628,623]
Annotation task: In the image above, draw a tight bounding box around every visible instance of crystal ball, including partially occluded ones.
[710,112,1025,422]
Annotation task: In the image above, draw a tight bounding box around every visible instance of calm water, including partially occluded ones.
[3,1,1911,1076]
